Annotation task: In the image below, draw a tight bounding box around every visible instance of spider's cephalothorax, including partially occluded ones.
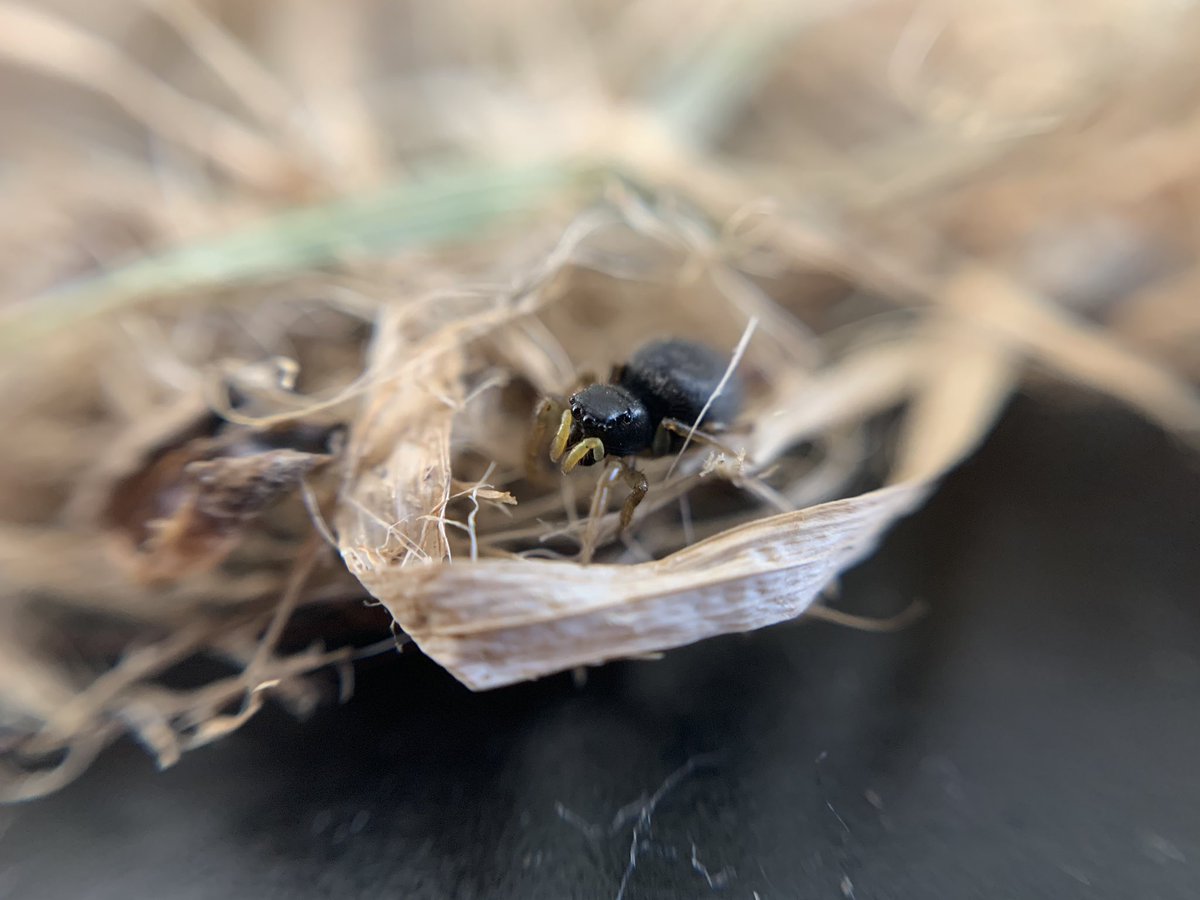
[567,384,655,460]
[532,337,744,532]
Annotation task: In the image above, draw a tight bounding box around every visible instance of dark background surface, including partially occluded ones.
[2,393,1199,900]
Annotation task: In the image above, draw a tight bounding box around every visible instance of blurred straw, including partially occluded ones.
[0,2,295,193]
[0,161,594,352]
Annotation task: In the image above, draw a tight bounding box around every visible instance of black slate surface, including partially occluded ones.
[3,394,1199,900]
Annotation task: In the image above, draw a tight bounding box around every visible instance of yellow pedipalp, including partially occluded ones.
[549,409,573,463]
[561,437,605,473]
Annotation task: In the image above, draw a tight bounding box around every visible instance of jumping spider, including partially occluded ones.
[530,337,743,533]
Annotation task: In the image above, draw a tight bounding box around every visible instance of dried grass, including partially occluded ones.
[0,0,1198,799]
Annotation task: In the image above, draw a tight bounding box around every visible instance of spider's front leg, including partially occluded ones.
[658,417,744,460]
[528,370,606,478]
[527,396,571,480]
[617,459,649,534]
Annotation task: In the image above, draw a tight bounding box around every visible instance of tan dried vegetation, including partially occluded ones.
[0,0,1197,799]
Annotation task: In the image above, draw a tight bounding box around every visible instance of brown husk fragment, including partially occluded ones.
[107,432,333,584]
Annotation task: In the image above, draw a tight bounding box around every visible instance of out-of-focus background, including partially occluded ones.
[0,1,1199,897]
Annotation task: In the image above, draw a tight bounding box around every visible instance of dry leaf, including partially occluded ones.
[360,484,930,689]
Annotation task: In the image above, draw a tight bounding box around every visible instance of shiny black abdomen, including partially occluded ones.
[618,338,741,428]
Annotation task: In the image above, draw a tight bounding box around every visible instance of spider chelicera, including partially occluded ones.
[529,337,743,532]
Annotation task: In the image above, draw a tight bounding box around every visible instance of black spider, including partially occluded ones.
[531,337,743,531]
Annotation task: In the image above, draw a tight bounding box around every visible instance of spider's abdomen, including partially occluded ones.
[569,384,655,457]
[619,338,741,427]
